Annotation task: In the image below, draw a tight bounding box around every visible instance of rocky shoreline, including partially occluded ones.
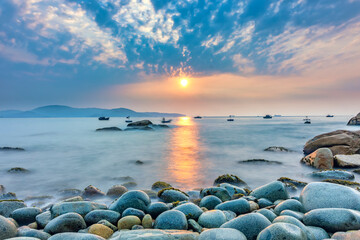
[1,174,360,240]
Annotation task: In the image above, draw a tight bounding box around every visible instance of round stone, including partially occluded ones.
[117,216,141,230]
[88,224,114,239]
[0,215,18,239]
[44,212,87,234]
[198,210,227,228]
[199,195,222,210]
[154,210,188,230]
[257,222,307,240]
[84,210,120,226]
[199,228,247,240]
[173,203,203,220]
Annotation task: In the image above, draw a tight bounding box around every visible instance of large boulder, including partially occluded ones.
[300,148,334,169]
[347,113,360,125]
[300,182,360,212]
[127,120,153,127]
[108,190,151,214]
[335,154,360,168]
[0,215,17,240]
[303,130,360,155]
[249,181,289,202]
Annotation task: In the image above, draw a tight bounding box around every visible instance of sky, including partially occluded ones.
[0,0,360,116]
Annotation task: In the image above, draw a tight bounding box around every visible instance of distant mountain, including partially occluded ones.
[0,105,184,118]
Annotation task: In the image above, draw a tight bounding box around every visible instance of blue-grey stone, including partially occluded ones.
[198,210,227,228]
[48,233,105,240]
[154,210,188,230]
[222,210,236,221]
[11,207,42,226]
[0,215,18,239]
[219,183,247,196]
[306,226,330,240]
[221,213,271,240]
[147,202,170,219]
[200,187,231,202]
[311,170,354,180]
[50,201,106,218]
[199,228,247,240]
[258,198,274,208]
[187,219,202,233]
[273,215,315,240]
[158,189,189,203]
[44,213,86,234]
[0,200,26,217]
[36,211,51,229]
[199,195,222,210]
[122,207,145,219]
[109,190,151,214]
[280,210,305,221]
[84,210,120,225]
[187,190,200,199]
[257,222,307,240]
[173,203,203,220]
[303,208,360,232]
[250,181,289,202]
[274,199,304,215]
[300,182,360,212]
[17,227,51,240]
[256,209,277,222]
[215,198,250,215]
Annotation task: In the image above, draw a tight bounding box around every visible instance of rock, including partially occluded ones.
[238,159,282,164]
[303,130,360,155]
[257,222,307,240]
[11,207,42,226]
[134,160,144,165]
[223,210,236,221]
[0,147,25,151]
[322,179,360,187]
[173,203,203,220]
[157,188,189,203]
[0,215,18,239]
[48,233,105,240]
[0,192,15,201]
[306,226,329,240]
[84,210,120,226]
[335,154,360,168]
[17,227,51,240]
[108,190,151,214]
[131,225,144,230]
[258,198,273,208]
[301,148,334,169]
[0,200,27,217]
[256,209,277,222]
[50,201,106,218]
[88,224,113,239]
[273,215,315,240]
[5,238,40,240]
[122,208,145,219]
[264,146,293,152]
[199,228,247,240]
[280,210,305,221]
[95,127,121,131]
[109,229,198,240]
[119,181,137,189]
[347,112,360,125]
[57,189,82,198]
[303,208,360,232]
[97,220,117,232]
[117,215,141,230]
[221,213,271,240]
[332,230,360,239]
[154,210,188,230]
[151,181,172,191]
[215,198,250,215]
[7,167,30,173]
[44,213,86,234]
[299,182,360,212]
[188,219,202,233]
[199,195,222,210]
[213,174,247,187]
[198,210,227,228]
[147,202,170,219]
[277,177,308,187]
[311,169,355,179]
[274,199,304,215]
[140,190,157,199]
[200,187,231,202]
[127,120,153,127]
[142,214,152,228]
[250,181,289,202]
[35,211,51,229]
[106,185,127,198]
[82,185,105,199]
[218,183,247,196]
[249,201,259,211]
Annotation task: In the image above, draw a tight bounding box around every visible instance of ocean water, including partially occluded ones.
[0,116,359,202]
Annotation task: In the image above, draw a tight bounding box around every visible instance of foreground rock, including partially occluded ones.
[17,227,51,240]
[335,154,360,168]
[199,228,246,240]
[347,112,360,125]
[11,207,42,226]
[154,210,188,230]
[0,215,18,239]
[300,148,334,169]
[109,190,151,214]
[303,130,360,155]
[257,222,307,240]
[0,200,27,217]
[110,229,198,240]
[44,213,86,234]
[250,181,289,202]
[48,233,105,240]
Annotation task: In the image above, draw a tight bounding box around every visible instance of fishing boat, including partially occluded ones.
[326,114,334,117]
[161,118,172,123]
[304,116,311,124]
[263,114,272,119]
[98,117,109,120]
[227,115,235,121]
[125,116,132,123]
[194,116,202,119]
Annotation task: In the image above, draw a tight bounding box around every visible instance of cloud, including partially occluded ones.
[0,43,50,65]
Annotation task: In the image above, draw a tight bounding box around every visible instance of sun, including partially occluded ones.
[180,78,189,87]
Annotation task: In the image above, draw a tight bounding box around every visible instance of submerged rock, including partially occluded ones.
[95,127,121,131]
[0,147,25,151]
[106,185,127,198]
[151,181,172,191]
[335,154,360,168]
[7,167,30,173]
[300,148,334,169]
[277,177,307,187]
[347,112,360,125]
[82,185,105,198]
[127,120,153,127]
[311,169,355,180]
[264,146,293,152]
[238,159,282,164]
[213,174,247,187]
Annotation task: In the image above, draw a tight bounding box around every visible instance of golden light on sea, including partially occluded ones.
[180,78,189,87]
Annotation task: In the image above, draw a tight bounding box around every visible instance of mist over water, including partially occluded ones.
[0,116,359,201]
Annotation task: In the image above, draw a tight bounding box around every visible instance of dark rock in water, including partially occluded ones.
[154,210,188,230]
[17,226,52,240]
[96,127,121,131]
[109,190,151,214]
[158,188,189,203]
[347,112,360,125]
[250,181,289,202]
[198,210,227,228]
[44,212,87,234]
[151,181,172,191]
[127,120,153,127]
[238,159,282,164]
[173,203,203,220]
[124,126,154,131]
[135,160,144,165]
[311,169,355,180]
[153,124,170,128]
[122,181,137,189]
[300,148,334,169]
[277,177,307,187]
[200,187,231,202]
[10,207,42,226]
[321,179,360,187]
[84,209,121,225]
[7,167,30,173]
[0,192,17,200]
[122,207,146,219]
[303,130,360,155]
[147,202,170,219]
[82,185,105,198]
[0,200,27,217]
[48,232,105,240]
[0,146,25,151]
[199,228,247,240]
[264,146,293,152]
[199,195,222,210]
[106,185,128,198]
[215,199,250,215]
[0,215,18,239]
[214,174,247,187]
[257,222,307,240]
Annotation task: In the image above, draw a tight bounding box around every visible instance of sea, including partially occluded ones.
[0,116,359,204]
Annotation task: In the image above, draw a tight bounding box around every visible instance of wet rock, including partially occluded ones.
[300,182,360,212]
[301,148,334,169]
[311,169,355,180]
[117,216,141,230]
[198,210,227,228]
[108,190,151,214]
[88,224,113,239]
[35,211,51,229]
[200,187,231,202]
[96,127,121,131]
[17,226,51,240]
[347,112,360,125]
[122,208,145,220]
[84,210,120,226]
[0,147,25,151]
[0,200,27,217]
[303,208,360,232]
[154,210,188,230]
[0,192,17,200]
[218,183,247,196]
[221,213,271,240]
[44,213,86,234]
[250,181,289,202]
[7,167,30,173]
[258,198,274,208]
[256,209,277,222]
[82,185,105,199]
[215,198,250,215]
[48,233,105,240]
[274,199,304,215]
[11,207,42,226]
[306,226,329,240]
[273,215,314,240]
[257,222,307,240]
[199,228,247,240]
[335,154,360,168]
[158,188,189,203]
[106,185,127,198]
[199,195,222,210]
[151,181,172,191]
[173,203,203,220]
[127,120,153,127]
[238,159,282,165]
[50,201,106,218]
[147,202,170,219]
[280,210,305,221]
[264,146,293,152]
[142,214,152,228]
[213,174,247,187]
[0,215,18,239]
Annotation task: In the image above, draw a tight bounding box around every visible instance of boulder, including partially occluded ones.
[215,199,250,215]
[84,210,120,226]
[303,130,360,155]
[198,210,227,228]
[264,146,293,152]
[335,154,360,168]
[199,228,247,240]
[35,211,51,229]
[117,216,141,230]
[200,187,231,202]
[154,210,188,230]
[44,213,87,234]
[311,169,354,179]
[0,215,17,239]
[0,200,27,217]
[108,190,151,214]
[347,112,360,125]
[213,174,247,187]
[257,198,274,208]
[257,222,307,240]
[50,201,106,218]
[299,182,360,212]
[127,120,153,127]
[173,203,203,220]
[11,207,42,226]
[48,233,105,240]
[250,181,289,202]
[147,202,170,219]
[273,216,315,240]
[199,195,222,210]
[300,148,334,169]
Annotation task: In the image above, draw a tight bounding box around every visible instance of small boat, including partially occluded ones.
[98,117,109,120]
[194,116,202,119]
[326,114,334,117]
[125,116,133,123]
[263,114,272,119]
[227,115,235,121]
[304,116,311,124]
[161,118,172,123]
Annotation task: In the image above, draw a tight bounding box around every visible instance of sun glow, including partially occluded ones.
[180,78,189,87]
